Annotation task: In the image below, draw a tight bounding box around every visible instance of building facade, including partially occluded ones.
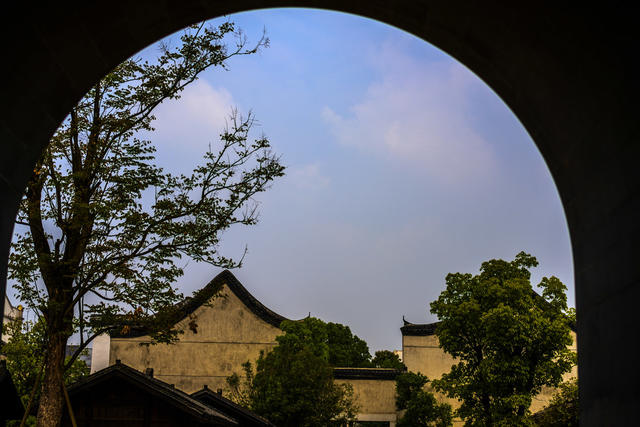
[401,319,578,415]
[94,270,577,425]
[2,296,23,344]
[94,271,286,393]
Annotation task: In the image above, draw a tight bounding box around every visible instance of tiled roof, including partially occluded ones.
[67,361,237,425]
[333,367,402,380]
[191,386,275,426]
[401,301,577,338]
[400,321,439,336]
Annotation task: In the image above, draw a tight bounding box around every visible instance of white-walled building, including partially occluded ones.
[2,296,23,344]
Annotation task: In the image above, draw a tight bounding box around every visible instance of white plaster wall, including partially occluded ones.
[2,296,22,343]
[91,333,111,373]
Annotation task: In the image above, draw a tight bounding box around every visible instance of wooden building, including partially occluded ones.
[63,360,272,426]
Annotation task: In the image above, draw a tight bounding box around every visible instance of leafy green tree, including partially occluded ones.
[395,372,452,427]
[253,347,357,427]
[226,318,359,426]
[8,20,282,427]
[371,350,406,370]
[2,318,89,426]
[531,378,578,427]
[275,317,332,360]
[326,321,372,368]
[267,317,372,367]
[430,252,576,426]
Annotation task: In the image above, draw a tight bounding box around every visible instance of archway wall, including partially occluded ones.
[2,2,639,424]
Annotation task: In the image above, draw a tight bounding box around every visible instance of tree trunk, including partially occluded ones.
[36,331,68,427]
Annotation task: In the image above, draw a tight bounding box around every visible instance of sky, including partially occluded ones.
[11,8,574,353]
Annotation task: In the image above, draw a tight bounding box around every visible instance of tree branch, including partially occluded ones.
[63,327,109,371]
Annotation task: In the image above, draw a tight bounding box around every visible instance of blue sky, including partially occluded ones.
[142,8,575,353]
[13,8,574,353]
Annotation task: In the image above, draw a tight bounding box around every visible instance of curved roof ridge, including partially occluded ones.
[215,270,291,328]
[111,270,292,338]
[400,321,439,336]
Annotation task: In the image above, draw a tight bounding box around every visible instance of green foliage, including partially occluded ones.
[371,350,406,370]
[396,371,430,409]
[326,322,372,368]
[253,347,357,426]
[10,19,280,347]
[2,318,89,426]
[226,321,359,426]
[277,317,332,360]
[11,23,280,341]
[2,319,47,401]
[225,317,412,425]
[8,18,281,426]
[225,317,366,425]
[532,378,578,426]
[395,372,453,427]
[430,252,576,426]
[278,317,373,368]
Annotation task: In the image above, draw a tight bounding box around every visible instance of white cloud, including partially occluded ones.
[290,163,330,190]
[150,80,236,153]
[322,45,496,186]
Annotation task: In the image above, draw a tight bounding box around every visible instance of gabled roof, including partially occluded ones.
[112,270,291,338]
[191,385,275,426]
[67,361,237,425]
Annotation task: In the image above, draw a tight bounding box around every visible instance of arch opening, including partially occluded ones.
[1,3,639,425]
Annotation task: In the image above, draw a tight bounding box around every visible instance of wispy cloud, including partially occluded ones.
[290,163,330,190]
[322,44,495,186]
[150,80,236,153]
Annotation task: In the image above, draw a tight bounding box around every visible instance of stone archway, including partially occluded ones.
[1,3,638,424]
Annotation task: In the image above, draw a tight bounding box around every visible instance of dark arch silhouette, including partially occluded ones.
[1,3,638,424]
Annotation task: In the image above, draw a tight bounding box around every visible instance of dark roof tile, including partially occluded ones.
[191,386,275,426]
[333,367,402,380]
[67,361,237,425]
[400,321,439,336]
